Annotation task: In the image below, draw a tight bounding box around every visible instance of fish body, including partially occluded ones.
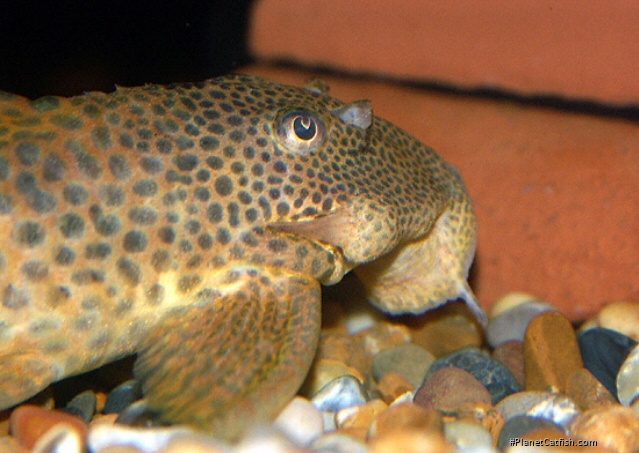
[0,75,482,438]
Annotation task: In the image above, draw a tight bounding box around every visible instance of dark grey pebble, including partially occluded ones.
[103,379,143,414]
[578,327,638,399]
[423,346,520,404]
[63,390,97,423]
[497,415,564,450]
[115,400,166,428]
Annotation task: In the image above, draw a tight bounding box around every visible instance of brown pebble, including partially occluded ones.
[354,321,412,356]
[493,340,525,387]
[0,436,26,453]
[452,402,504,444]
[370,430,454,453]
[524,311,583,393]
[337,399,388,431]
[567,368,617,411]
[10,404,88,450]
[403,302,482,357]
[89,413,119,427]
[570,406,639,453]
[376,371,414,404]
[414,367,492,412]
[522,426,570,441]
[368,402,442,439]
[94,391,108,414]
[315,333,370,378]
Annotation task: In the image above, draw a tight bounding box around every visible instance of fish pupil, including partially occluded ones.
[293,115,316,140]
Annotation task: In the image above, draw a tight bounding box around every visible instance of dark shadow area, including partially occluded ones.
[0,0,254,98]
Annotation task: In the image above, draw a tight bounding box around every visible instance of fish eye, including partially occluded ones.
[277,110,326,154]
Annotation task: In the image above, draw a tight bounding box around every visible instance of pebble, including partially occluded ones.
[577,327,637,398]
[274,396,323,446]
[336,399,388,431]
[87,424,195,453]
[376,371,413,404]
[32,424,83,453]
[424,347,520,403]
[311,431,369,453]
[64,390,97,423]
[496,391,579,428]
[492,340,525,388]
[371,343,435,389]
[354,321,411,356]
[235,427,301,453]
[10,405,88,451]
[116,400,160,428]
[591,300,639,341]
[489,292,543,317]
[321,411,337,433]
[0,436,25,453]
[389,391,414,406]
[369,430,454,453]
[451,402,504,444]
[487,295,556,348]
[311,375,369,412]
[314,334,370,380]
[414,367,492,411]
[496,415,564,451]
[569,405,639,453]
[342,289,387,335]
[520,426,571,443]
[566,368,617,410]
[90,413,119,427]
[443,420,494,450]
[162,433,231,453]
[5,290,639,452]
[403,302,483,357]
[617,344,639,406]
[368,402,442,439]
[523,311,583,393]
[102,380,143,415]
[0,409,11,436]
[302,358,366,398]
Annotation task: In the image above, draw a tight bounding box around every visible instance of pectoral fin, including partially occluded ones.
[133,266,321,440]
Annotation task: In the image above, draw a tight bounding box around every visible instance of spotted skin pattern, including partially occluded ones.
[0,74,483,438]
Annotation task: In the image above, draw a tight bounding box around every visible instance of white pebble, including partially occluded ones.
[617,344,639,406]
[274,396,324,446]
[88,424,195,452]
[162,432,232,453]
[33,424,83,453]
[444,420,495,451]
[236,427,299,453]
[311,432,369,453]
[311,375,368,412]
[496,391,579,428]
